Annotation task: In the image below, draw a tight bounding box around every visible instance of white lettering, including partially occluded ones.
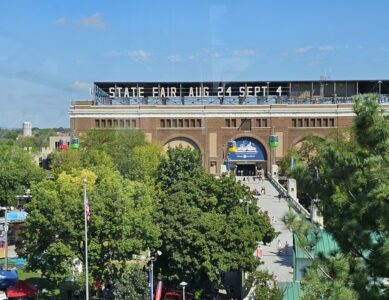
[171,87,176,97]
[131,87,137,97]
[152,87,159,97]
[254,86,261,96]
[218,87,224,97]
[189,87,194,97]
[203,87,209,97]
[109,87,115,98]
[138,87,144,98]
[276,86,282,96]
[239,86,245,97]
[246,86,253,96]
[124,87,130,98]
[116,87,122,97]
[226,86,232,96]
[160,87,166,98]
[262,86,268,97]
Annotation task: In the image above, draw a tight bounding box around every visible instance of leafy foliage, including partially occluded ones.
[0,144,45,206]
[281,95,389,299]
[156,147,277,290]
[246,270,282,300]
[113,264,149,300]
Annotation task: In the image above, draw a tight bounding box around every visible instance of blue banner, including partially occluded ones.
[228,138,266,161]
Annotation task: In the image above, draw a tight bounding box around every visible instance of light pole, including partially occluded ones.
[239,197,252,215]
[180,281,188,300]
[0,207,8,270]
[149,250,162,300]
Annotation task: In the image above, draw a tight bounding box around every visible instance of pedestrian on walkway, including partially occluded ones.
[271,216,275,224]
[278,193,282,202]
[261,187,266,195]
[277,239,282,254]
[284,241,289,255]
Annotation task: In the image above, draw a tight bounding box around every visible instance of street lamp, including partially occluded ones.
[180,281,188,300]
[240,197,252,215]
[149,250,162,300]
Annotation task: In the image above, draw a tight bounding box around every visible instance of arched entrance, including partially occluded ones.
[228,137,267,176]
[163,137,200,152]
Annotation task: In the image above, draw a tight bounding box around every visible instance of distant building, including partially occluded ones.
[22,122,32,137]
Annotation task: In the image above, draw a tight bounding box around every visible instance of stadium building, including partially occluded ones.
[70,80,389,175]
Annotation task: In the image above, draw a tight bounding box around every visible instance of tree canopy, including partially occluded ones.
[281,94,389,299]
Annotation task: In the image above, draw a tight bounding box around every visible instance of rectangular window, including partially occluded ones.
[179,119,183,127]
[184,119,189,128]
[126,120,131,127]
[160,119,165,128]
[292,119,296,127]
[172,119,177,127]
[304,119,309,127]
[298,119,303,127]
[256,119,261,127]
[107,120,112,128]
[113,120,118,127]
[95,120,100,128]
[262,119,268,127]
[310,119,315,127]
[166,119,171,128]
[240,119,251,131]
[197,119,202,127]
[190,119,195,127]
[330,118,335,127]
[317,118,322,127]
[231,119,237,127]
[132,120,136,128]
[324,118,328,127]
[101,120,106,128]
[225,119,230,127]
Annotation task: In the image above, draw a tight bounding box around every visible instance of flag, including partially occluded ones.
[291,157,295,171]
[85,195,90,222]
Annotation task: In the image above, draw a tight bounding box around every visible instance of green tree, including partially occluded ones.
[156,147,277,290]
[113,264,149,300]
[17,168,161,285]
[0,144,45,206]
[246,270,282,300]
[81,129,146,175]
[281,95,389,299]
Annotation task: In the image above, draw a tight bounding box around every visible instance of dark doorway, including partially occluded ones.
[236,164,256,176]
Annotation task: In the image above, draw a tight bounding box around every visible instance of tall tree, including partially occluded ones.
[17,168,161,285]
[281,95,389,299]
[156,147,276,290]
[0,144,45,206]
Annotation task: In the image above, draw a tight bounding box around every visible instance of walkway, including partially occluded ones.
[238,176,294,283]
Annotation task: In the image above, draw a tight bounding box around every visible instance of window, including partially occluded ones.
[166,119,171,128]
[256,119,261,127]
[101,120,106,128]
[323,118,328,127]
[304,119,309,127]
[262,119,268,127]
[113,120,118,127]
[107,120,112,127]
[197,119,202,127]
[179,119,183,127]
[160,119,165,127]
[132,120,136,128]
[172,119,177,127]
[119,120,124,127]
[184,119,189,128]
[310,119,315,127]
[126,120,131,127]
[317,118,322,127]
[298,119,303,127]
[231,119,237,127]
[190,119,195,127]
[225,119,230,127]
[330,118,335,127]
[292,119,296,127]
[240,119,251,131]
[95,120,100,128]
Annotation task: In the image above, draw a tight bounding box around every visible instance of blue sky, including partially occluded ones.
[1,0,388,128]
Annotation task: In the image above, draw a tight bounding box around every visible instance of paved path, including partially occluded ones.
[237,176,294,283]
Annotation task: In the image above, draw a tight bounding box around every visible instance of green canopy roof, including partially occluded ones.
[294,229,339,259]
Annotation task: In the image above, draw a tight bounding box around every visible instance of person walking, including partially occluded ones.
[277,239,282,255]
[278,193,282,202]
[284,241,289,255]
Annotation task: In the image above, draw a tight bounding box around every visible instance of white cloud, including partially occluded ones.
[54,17,67,25]
[70,81,91,92]
[293,46,312,53]
[233,49,256,57]
[76,13,106,29]
[319,45,337,51]
[128,50,153,61]
[168,55,181,63]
